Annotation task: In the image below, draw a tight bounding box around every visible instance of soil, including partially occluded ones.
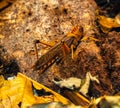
[0,0,120,103]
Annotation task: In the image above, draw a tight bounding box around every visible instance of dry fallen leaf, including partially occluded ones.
[98,15,120,33]
[0,73,69,108]
[0,75,4,87]
[90,96,120,108]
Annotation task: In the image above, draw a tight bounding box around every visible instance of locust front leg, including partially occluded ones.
[65,25,84,59]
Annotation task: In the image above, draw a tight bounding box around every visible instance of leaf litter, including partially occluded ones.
[0,0,120,107]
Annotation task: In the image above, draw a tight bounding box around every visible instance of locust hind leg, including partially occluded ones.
[34,39,58,60]
[33,39,58,73]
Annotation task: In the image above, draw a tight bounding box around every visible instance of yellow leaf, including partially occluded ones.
[19,73,70,107]
[98,15,120,33]
[0,73,69,108]
[0,75,4,87]
[90,96,120,108]
[115,13,120,24]
[0,75,25,107]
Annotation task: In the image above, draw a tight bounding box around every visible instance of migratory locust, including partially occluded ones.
[33,25,84,74]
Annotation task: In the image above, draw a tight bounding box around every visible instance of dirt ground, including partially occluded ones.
[0,0,120,101]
